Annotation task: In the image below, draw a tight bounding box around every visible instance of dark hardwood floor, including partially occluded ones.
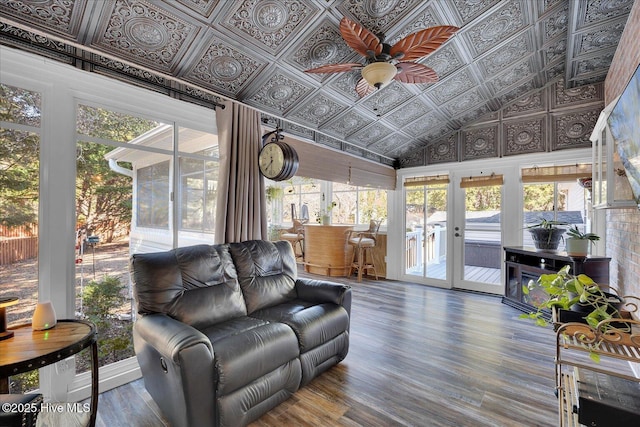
[94,276,559,427]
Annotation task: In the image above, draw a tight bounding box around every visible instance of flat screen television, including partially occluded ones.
[608,63,640,208]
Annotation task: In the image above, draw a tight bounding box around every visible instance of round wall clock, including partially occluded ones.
[259,141,299,181]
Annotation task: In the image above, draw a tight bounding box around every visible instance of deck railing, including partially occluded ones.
[405,225,446,271]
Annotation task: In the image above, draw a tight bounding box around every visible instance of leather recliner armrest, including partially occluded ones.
[134,313,213,363]
[295,278,352,315]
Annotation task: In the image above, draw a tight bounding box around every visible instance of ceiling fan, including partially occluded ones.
[305,17,459,98]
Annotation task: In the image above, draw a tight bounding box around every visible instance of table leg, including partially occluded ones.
[89,341,98,427]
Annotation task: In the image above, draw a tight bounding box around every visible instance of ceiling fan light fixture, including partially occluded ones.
[361,62,397,89]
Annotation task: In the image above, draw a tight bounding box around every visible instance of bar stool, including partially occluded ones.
[280,219,305,261]
[347,219,382,282]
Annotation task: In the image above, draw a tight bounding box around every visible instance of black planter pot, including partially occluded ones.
[529,228,565,251]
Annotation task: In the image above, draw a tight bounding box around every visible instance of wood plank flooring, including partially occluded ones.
[94,276,559,427]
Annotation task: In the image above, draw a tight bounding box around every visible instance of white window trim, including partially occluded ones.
[1,46,216,400]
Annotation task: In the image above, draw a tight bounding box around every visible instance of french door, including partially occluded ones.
[402,170,505,295]
[452,169,505,294]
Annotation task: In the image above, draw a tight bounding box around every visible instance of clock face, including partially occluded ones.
[259,141,299,181]
[259,142,285,179]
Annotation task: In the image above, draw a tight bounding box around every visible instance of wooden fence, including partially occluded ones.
[0,224,38,265]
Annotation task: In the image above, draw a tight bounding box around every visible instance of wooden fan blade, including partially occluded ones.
[389,25,459,61]
[340,17,383,58]
[304,63,363,74]
[355,78,376,98]
[394,62,439,84]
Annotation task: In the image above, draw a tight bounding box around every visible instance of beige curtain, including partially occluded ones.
[215,100,266,243]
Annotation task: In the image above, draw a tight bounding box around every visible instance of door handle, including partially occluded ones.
[455,232,460,237]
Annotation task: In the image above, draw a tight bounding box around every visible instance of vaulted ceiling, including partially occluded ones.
[0,0,633,168]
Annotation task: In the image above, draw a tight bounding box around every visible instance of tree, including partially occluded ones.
[0,84,40,227]
[75,106,157,242]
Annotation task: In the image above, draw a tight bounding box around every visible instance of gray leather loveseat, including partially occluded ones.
[130,240,351,427]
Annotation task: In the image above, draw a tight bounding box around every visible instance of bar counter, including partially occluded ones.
[302,224,387,278]
[303,224,353,277]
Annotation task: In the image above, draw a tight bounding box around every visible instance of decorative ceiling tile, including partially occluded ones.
[348,122,393,147]
[386,4,439,43]
[384,99,430,127]
[503,89,545,117]
[449,0,501,25]
[93,0,198,72]
[283,121,314,140]
[428,68,476,104]
[463,0,527,57]
[1,0,631,167]
[182,36,266,98]
[0,0,85,37]
[462,125,498,160]
[316,133,342,150]
[542,1,568,42]
[337,0,424,36]
[503,117,546,156]
[477,32,532,77]
[574,21,626,55]
[287,19,354,72]
[542,36,567,65]
[221,0,318,55]
[321,109,370,138]
[494,78,537,105]
[398,149,425,168]
[326,72,362,101]
[287,93,347,126]
[361,83,413,117]
[552,107,601,150]
[441,89,485,117]
[244,71,312,114]
[173,0,220,18]
[578,0,634,30]
[419,43,465,82]
[485,58,534,95]
[427,134,458,164]
[551,80,603,108]
[369,132,411,154]
[405,112,445,137]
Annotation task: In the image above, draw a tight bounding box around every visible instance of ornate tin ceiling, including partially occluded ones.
[0,0,632,168]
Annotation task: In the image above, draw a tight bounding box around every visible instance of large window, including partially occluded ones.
[0,83,41,393]
[522,164,592,250]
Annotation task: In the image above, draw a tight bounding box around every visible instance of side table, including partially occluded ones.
[0,319,98,427]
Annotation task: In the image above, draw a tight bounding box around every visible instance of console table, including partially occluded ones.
[0,319,98,427]
[503,246,610,315]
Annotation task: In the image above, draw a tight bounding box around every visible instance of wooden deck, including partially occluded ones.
[90,275,559,427]
[406,262,502,285]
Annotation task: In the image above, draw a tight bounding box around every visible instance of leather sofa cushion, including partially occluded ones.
[202,317,300,395]
[131,244,247,329]
[251,301,350,353]
[229,240,297,313]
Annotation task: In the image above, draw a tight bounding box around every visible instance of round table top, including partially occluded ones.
[0,319,96,378]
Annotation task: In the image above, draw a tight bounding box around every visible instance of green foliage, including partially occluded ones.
[75,106,156,241]
[0,85,40,227]
[519,265,624,361]
[82,276,126,327]
[82,275,133,363]
[566,225,600,242]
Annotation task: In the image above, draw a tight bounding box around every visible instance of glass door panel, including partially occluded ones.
[404,183,448,281]
[455,182,503,294]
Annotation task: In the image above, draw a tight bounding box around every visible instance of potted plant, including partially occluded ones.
[526,219,567,251]
[316,201,336,225]
[564,225,600,257]
[520,265,626,362]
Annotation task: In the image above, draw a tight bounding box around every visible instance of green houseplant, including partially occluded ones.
[526,219,568,251]
[520,265,626,362]
[564,225,600,257]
